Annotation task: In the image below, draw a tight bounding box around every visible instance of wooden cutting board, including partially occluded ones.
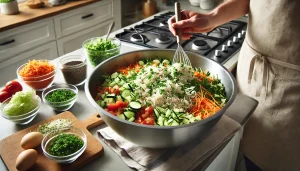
[0,111,104,171]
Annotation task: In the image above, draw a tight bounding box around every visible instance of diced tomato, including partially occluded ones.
[145,106,154,115]
[115,100,124,108]
[141,117,155,125]
[114,88,120,95]
[107,103,118,111]
[135,117,142,124]
[123,101,129,108]
[142,112,150,119]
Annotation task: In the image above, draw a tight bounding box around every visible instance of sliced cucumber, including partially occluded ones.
[173,108,184,113]
[121,89,131,99]
[116,95,123,101]
[157,116,165,126]
[104,98,115,104]
[171,121,179,126]
[156,107,166,114]
[124,111,135,119]
[138,61,144,65]
[128,117,135,122]
[111,72,119,79]
[100,94,106,99]
[109,81,116,87]
[114,77,120,83]
[117,114,126,120]
[106,94,116,98]
[100,101,106,108]
[128,84,134,92]
[165,109,171,117]
[129,101,142,110]
[154,108,160,118]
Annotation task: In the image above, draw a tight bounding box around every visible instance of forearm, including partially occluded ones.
[209,0,250,26]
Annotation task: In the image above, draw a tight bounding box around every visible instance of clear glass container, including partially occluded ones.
[17,60,56,91]
[1,96,41,125]
[42,84,78,111]
[82,37,121,67]
[59,55,87,86]
[41,126,87,164]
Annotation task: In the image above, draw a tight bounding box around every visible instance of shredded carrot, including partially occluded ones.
[194,71,214,82]
[19,60,55,77]
[117,62,143,75]
[189,86,222,119]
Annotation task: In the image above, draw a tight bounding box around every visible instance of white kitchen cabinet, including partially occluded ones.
[0,41,57,85]
[0,0,121,83]
[57,19,114,56]
[54,0,114,38]
[0,19,56,63]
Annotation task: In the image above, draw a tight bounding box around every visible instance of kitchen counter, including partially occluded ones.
[0,0,101,32]
[0,5,256,171]
[0,45,258,171]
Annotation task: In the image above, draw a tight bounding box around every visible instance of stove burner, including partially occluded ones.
[192,40,210,50]
[130,34,147,43]
[155,35,172,44]
[159,20,168,27]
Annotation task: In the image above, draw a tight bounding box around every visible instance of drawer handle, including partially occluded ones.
[82,13,94,19]
[0,39,15,46]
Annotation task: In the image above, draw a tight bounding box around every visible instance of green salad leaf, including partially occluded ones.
[83,38,120,67]
[4,89,39,116]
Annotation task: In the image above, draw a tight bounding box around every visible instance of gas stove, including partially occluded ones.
[116,12,247,64]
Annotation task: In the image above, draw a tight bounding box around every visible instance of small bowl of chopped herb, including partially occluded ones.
[82,37,121,67]
[42,84,78,111]
[1,90,41,125]
[41,126,87,163]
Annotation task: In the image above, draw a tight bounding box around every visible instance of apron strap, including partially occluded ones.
[248,54,270,97]
[246,41,300,98]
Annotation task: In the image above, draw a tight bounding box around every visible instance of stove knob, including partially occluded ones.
[215,50,222,57]
[222,45,228,52]
[242,30,246,35]
[233,36,239,43]
[227,40,233,47]
[238,33,243,39]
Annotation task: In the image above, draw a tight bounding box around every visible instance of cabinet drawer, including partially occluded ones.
[0,41,57,85]
[57,20,113,56]
[54,0,113,38]
[0,19,55,63]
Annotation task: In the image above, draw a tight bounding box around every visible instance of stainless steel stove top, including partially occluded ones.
[115,12,247,64]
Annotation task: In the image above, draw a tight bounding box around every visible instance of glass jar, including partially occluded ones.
[59,55,87,86]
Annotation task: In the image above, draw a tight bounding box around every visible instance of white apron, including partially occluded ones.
[236,0,300,170]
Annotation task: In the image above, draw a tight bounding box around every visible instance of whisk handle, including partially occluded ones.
[175,2,182,44]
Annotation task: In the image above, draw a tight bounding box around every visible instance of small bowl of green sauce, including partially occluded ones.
[42,84,78,111]
[41,126,87,164]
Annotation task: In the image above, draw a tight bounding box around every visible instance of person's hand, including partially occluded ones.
[168,10,216,40]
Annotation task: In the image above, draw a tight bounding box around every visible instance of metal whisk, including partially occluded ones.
[172,2,191,66]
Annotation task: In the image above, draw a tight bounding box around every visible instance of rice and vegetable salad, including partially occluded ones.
[95,59,227,126]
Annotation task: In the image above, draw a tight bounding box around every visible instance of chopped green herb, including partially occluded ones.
[47,134,84,156]
[83,38,120,66]
[45,89,76,103]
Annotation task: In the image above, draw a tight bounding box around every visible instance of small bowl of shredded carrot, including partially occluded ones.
[17,60,56,91]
